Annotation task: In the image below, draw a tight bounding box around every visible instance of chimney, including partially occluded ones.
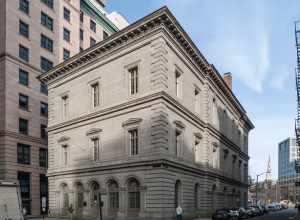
[223,72,232,90]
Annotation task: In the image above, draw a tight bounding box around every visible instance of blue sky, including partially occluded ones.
[107,0,300,180]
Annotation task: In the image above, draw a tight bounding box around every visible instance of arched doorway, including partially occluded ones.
[89,181,100,207]
[175,180,182,208]
[127,178,141,215]
[107,179,119,215]
[60,183,69,215]
[194,183,199,210]
[74,182,84,213]
[211,184,217,211]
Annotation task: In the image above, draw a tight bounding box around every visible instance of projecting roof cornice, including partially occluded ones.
[38,6,209,84]
[38,6,254,130]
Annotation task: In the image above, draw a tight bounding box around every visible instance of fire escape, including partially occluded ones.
[295,21,300,146]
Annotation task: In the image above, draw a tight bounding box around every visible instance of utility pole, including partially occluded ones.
[98,193,103,220]
[255,172,266,205]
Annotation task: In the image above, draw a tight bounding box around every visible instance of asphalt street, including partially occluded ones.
[251,208,300,220]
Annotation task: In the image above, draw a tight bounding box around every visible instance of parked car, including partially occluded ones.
[228,208,239,220]
[248,206,262,216]
[237,207,248,219]
[266,204,276,212]
[245,207,255,217]
[212,209,230,220]
[261,205,269,214]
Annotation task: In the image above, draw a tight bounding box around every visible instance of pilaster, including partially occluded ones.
[150,38,169,91]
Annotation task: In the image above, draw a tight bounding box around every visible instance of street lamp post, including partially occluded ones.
[255,172,266,205]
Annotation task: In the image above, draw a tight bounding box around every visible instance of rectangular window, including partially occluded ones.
[19,118,28,135]
[91,83,99,107]
[62,95,69,120]
[129,192,140,209]
[80,11,84,23]
[19,69,29,86]
[92,138,99,161]
[129,66,138,95]
[40,56,53,72]
[40,102,48,117]
[175,130,181,157]
[41,34,53,52]
[194,88,200,114]
[63,7,70,22]
[129,129,138,155]
[40,83,48,95]
[41,0,53,9]
[90,20,96,32]
[41,124,47,140]
[18,172,31,214]
[103,31,109,40]
[17,143,30,164]
[63,28,70,42]
[63,48,70,61]
[19,94,29,110]
[19,20,29,38]
[39,149,48,168]
[62,145,68,166]
[41,12,53,31]
[19,45,29,62]
[80,29,84,41]
[19,0,29,14]
[90,37,96,47]
[175,70,182,98]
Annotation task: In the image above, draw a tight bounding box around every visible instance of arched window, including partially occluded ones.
[175,180,181,208]
[89,181,100,207]
[194,183,199,209]
[60,183,69,209]
[127,178,140,210]
[212,184,217,211]
[108,179,119,210]
[75,182,84,209]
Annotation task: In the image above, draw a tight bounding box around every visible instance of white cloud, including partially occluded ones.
[269,67,291,90]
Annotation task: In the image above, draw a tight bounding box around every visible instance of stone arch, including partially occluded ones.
[104,176,120,187]
[123,174,143,187]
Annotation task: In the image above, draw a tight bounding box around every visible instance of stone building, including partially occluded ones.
[39,6,254,220]
[0,0,127,215]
